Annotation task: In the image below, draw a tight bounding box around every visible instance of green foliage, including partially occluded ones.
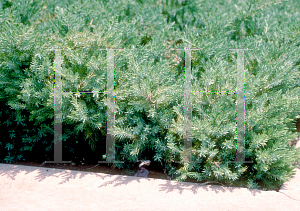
[1,0,13,10]
[160,0,206,31]
[0,0,300,191]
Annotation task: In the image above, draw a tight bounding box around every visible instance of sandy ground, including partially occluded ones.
[1,163,300,211]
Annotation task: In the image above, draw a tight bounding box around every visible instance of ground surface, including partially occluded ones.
[1,163,300,211]
[0,160,173,181]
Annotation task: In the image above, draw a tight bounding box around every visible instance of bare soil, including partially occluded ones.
[1,160,173,181]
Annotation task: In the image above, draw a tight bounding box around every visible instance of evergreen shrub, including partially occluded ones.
[0,0,300,191]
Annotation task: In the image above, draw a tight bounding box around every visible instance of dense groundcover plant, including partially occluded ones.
[0,0,300,191]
